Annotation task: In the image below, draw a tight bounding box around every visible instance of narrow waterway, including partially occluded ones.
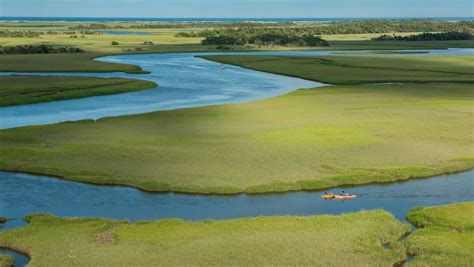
[0,48,472,129]
[1,170,472,229]
[0,247,28,267]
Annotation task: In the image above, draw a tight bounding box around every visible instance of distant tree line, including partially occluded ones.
[0,30,104,37]
[0,45,84,54]
[68,23,124,30]
[132,22,295,29]
[202,33,329,47]
[67,22,295,30]
[372,31,474,41]
[130,20,474,33]
[176,20,474,38]
[312,19,473,34]
[0,30,42,38]
[65,20,473,34]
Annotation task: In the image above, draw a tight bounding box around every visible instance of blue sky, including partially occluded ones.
[1,0,473,18]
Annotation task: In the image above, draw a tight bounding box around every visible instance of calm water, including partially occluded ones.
[1,170,472,230]
[0,52,324,129]
[1,48,473,129]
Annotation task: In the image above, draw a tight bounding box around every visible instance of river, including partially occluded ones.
[1,48,472,129]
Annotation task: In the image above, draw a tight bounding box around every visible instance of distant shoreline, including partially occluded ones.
[0,16,472,22]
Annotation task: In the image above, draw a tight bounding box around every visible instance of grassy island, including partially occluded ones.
[0,82,472,194]
[0,210,409,266]
[199,55,474,85]
[405,202,474,266]
[0,75,157,106]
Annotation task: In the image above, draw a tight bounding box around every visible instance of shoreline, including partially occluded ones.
[1,164,472,196]
[197,54,474,85]
[0,246,30,267]
[0,210,408,267]
[0,46,468,75]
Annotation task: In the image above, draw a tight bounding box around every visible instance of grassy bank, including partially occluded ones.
[0,217,14,267]
[0,255,13,267]
[0,75,157,106]
[405,202,474,266]
[331,51,430,55]
[0,83,472,193]
[200,54,474,85]
[0,52,149,73]
[0,211,409,266]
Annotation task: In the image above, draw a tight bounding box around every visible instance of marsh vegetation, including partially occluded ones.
[0,211,409,266]
[200,54,474,84]
[405,202,474,266]
[0,75,157,106]
[372,31,473,41]
[0,82,471,193]
[1,202,471,266]
[0,254,13,267]
[0,44,84,54]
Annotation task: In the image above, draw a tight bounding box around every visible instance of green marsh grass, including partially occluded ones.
[0,211,409,266]
[405,202,474,266]
[0,83,472,194]
[0,75,157,106]
[200,55,474,85]
[0,254,13,267]
[0,217,13,267]
[0,53,147,73]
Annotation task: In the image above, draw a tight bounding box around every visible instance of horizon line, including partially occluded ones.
[1,16,473,19]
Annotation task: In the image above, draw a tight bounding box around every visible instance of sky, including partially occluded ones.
[1,0,473,18]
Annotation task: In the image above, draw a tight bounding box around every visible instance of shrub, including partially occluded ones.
[372,31,474,41]
[203,33,329,47]
[0,45,84,54]
[216,45,233,50]
[0,30,42,38]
